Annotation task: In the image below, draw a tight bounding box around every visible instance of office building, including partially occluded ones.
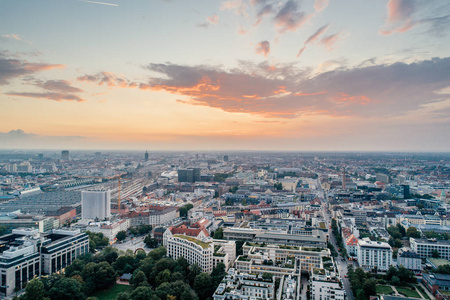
[178,168,201,183]
[213,268,274,300]
[81,190,111,220]
[95,152,101,159]
[61,150,69,160]
[145,151,149,162]
[357,240,393,271]
[0,228,88,297]
[410,238,450,260]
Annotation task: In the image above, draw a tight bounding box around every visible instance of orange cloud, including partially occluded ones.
[314,0,329,12]
[78,72,137,88]
[207,14,219,25]
[6,92,86,102]
[297,24,329,57]
[320,32,342,51]
[255,41,270,57]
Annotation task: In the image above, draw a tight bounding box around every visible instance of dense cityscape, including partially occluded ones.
[0,150,448,299]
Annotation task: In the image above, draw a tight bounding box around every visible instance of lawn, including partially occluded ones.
[93,284,133,300]
[396,286,421,299]
[377,285,394,295]
[415,285,431,300]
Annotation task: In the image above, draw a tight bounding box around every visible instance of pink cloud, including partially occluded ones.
[255,41,270,57]
[380,0,417,35]
[6,92,86,102]
[207,14,219,25]
[78,72,137,88]
[320,32,342,51]
[297,24,329,57]
[314,0,329,12]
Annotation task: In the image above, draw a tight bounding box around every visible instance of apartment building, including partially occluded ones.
[357,240,393,271]
[213,268,275,300]
[310,268,345,300]
[397,247,422,271]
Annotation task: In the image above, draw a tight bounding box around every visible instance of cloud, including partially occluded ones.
[273,0,312,33]
[220,0,248,18]
[34,80,84,93]
[0,129,86,149]
[0,52,64,85]
[297,24,329,57]
[314,0,329,12]
[380,0,417,35]
[78,72,137,88]
[320,31,342,51]
[133,57,450,119]
[255,41,270,57]
[197,14,219,28]
[1,34,22,41]
[254,4,274,26]
[5,92,86,102]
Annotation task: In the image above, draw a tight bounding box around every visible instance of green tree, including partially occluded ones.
[144,235,158,248]
[274,182,283,190]
[363,278,377,298]
[193,273,212,299]
[262,273,273,280]
[179,204,194,218]
[48,277,85,300]
[156,269,172,286]
[213,227,224,239]
[131,270,149,288]
[211,263,226,287]
[188,264,202,285]
[230,186,239,194]
[432,249,440,258]
[148,247,167,261]
[406,227,421,238]
[21,278,46,300]
[138,225,152,235]
[391,276,401,286]
[130,286,158,300]
[116,292,130,300]
[116,231,127,242]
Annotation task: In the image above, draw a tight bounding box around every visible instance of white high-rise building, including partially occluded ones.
[357,240,392,271]
[81,190,111,220]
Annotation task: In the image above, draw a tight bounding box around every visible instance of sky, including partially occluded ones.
[0,0,449,151]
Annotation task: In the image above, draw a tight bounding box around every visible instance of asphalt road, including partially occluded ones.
[111,236,153,253]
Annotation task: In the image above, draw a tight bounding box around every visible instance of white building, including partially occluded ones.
[163,229,235,273]
[410,238,450,260]
[84,219,130,242]
[81,190,111,220]
[357,240,393,271]
[397,247,421,271]
[213,268,275,300]
[310,267,345,300]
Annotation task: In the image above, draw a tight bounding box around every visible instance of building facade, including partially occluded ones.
[357,240,393,271]
[410,238,450,260]
[81,190,111,220]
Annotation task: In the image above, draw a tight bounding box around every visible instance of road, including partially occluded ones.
[314,175,354,300]
[323,207,354,300]
[111,236,153,253]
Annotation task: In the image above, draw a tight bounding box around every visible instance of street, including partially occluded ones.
[111,236,153,253]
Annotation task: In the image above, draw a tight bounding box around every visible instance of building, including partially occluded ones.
[423,272,450,299]
[163,228,235,273]
[61,150,69,160]
[397,247,421,272]
[223,227,327,247]
[83,219,130,243]
[213,268,275,300]
[178,168,201,183]
[310,267,345,300]
[410,238,450,260]
[81,190,111,220]
[239,242,331,274]
[0,228,88,297]
[277,275,299,300]
[145,151,149,162]
[357,240,393,271]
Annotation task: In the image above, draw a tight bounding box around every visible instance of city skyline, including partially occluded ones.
[1,0,450,151]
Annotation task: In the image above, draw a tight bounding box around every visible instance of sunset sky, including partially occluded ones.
[1,0,449,151]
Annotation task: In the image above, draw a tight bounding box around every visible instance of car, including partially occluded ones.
[344,275,347,278]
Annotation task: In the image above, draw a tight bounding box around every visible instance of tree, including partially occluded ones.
[193,273,213,300]
[130,286,158,300]
[131,270,149,288]
[188,264,202,285]
[230,186,239,194]
[156,269,172,286]
[213,227,224,239]
[274,182,283,190]
[391,276,401,286]
[363,278,377,298]
[148,247,167,261]
[211,263,226,287]
[21,278,46,300]
[116,292,130,300]
[116,231,127,242]
[406,227,421,238]
[432,249,440,258]
[138,225,152,235]
[262,273,273,280]
[48,277,85,300]
[144,234,158,248]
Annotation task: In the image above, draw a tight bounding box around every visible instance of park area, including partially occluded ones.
[93,284,133,300]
